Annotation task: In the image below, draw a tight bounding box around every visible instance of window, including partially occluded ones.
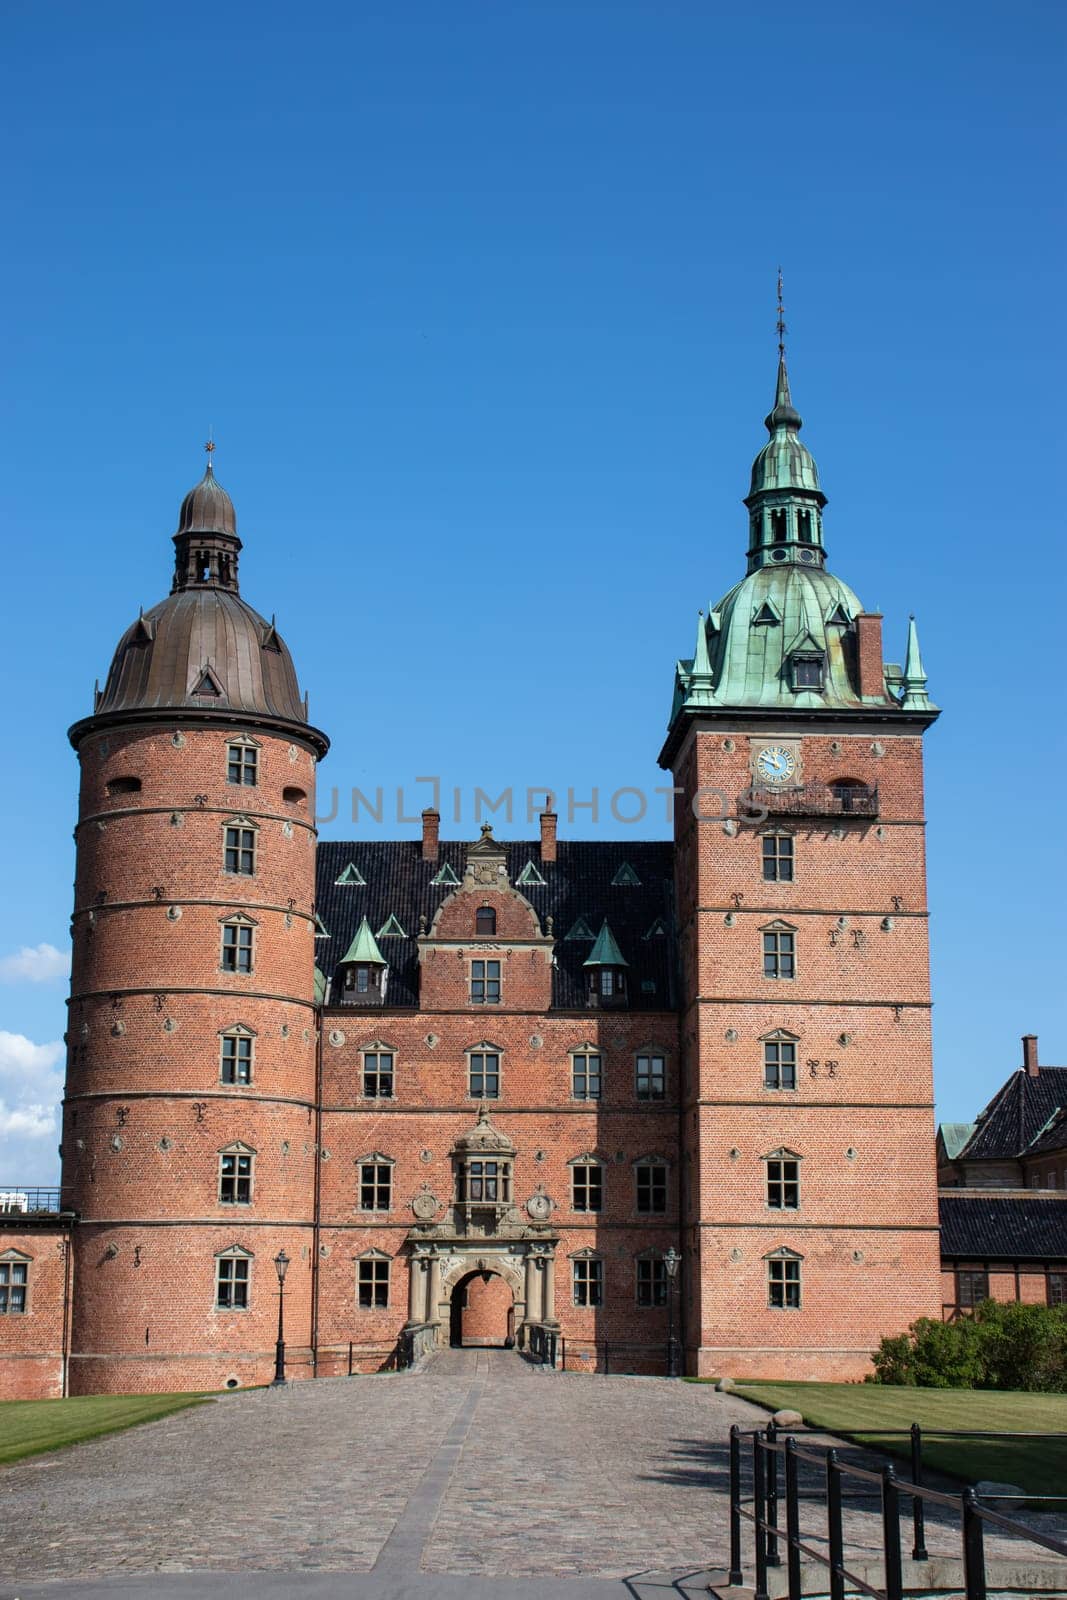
[471,960,501,1004]
[0,1257,28,1314]
[762,834,794,883]
[571,1050,602,1101]
[797,509,813,543]
[791,654,825,691]
[572,1162,603,1212]
[344,964,380,997]
[597,969,625,998]
[763,928,795,979]
[766,1156,800,1209]
[572,1257,603,1307]
[476,906,497,936]
[107,775,141,797]
[219,1149,253,1204]
[957,1269,988,1309]
[636,1257,667,1308]
[636,1053,666,1100]
[468,1050,500,1099]
[763,1039,798,1090]
[223,825,256,876]
[771,508,788,544]
[221,920,254,972]
[227,743,258,786]
[359,1162,392,1212]
[215,1253,249,1309]
[768,1255,801,1309]
[1048,1272,1066,1308]
[220,1031,253,1085]
[282,786,306,806]
[358,1257,390,1309]
[636,1160,668,1214]
[363,1050,394,1098]
[463,1159,509,1202]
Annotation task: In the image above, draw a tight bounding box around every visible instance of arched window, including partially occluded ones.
[476,906,497,936]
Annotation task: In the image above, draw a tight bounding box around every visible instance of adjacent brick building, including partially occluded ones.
[2,341,952,1395]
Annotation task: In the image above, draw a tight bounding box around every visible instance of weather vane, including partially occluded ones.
[776,268,786,359]
[204,427,215,461]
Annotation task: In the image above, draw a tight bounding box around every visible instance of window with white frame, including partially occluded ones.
[223,822,257,876]
[470,959,501,1004]
[468,1049,500,1099]
[227,741,259,786]
[219,1146,254,1204]
[221,918,255,973]
[765,1151,801,1210]
[362,1048,394,1099]
[762,925,796,979]
[215,1248,251,1309]
[767,1252,802,1309]
[357,1255,390,1309]
[571,1047,602,1100]
[572,1255,603,1307]
[0,1253,29,1314]
[762,833,794,883]
[358,1159,393,1212]
[571,1159,603,1212]
[763,1035,798,1090]
[220,1028,254,1085]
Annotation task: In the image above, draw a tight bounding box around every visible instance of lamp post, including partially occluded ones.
[272,1249,289,1386]
[664,1245,680,1378]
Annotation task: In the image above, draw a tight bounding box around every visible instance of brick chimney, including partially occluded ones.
[1022,1034,1039,1078]
[539,810,558,863]
[855,613,885,699]
[421,808,440,863]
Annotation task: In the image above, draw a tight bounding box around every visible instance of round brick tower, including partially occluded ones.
[63,450,329,1394]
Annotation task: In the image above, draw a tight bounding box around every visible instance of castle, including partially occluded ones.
[0,340,949,1396]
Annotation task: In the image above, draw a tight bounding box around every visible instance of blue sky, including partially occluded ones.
[1,1,1064,1181]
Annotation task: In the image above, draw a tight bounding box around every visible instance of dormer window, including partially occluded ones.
[791,653,825,691]
[476,906,497,936]
[344,964,380,997]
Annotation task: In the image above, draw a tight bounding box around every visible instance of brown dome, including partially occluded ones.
[175,464,237,537]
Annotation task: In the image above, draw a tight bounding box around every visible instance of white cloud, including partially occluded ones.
[0,943,71,983]
[0,1031,64,1182]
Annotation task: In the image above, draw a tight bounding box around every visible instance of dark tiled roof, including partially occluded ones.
[958,1068,1067,1162]
[1026,1109,1067,1159]
[940,1193,1067,1262]
[314,840,677,1011]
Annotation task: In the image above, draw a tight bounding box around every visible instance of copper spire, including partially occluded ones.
[776,267,786,360]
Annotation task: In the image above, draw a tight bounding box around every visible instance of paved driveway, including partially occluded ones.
[1,1349,1062,1600]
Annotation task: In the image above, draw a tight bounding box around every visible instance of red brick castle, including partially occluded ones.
[0,340,946,1396]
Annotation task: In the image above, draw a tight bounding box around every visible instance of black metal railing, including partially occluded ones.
[743,782,879,819]
[729,1421,1067,1600]
[0,1186,63,1214]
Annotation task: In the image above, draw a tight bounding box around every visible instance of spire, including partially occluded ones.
[682,612,718,710]
[341,916,386,966]
[583,921,628,968]
[172,443,242,593]
[765,275,803,434]
[900,616,935,710]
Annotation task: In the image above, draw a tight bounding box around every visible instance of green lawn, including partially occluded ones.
[0,1392,215,1466]
[730,1382,1067,1495]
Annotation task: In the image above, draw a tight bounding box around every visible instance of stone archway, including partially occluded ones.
[448,1267,515,1348]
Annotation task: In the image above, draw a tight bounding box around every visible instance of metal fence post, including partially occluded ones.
[881,1465,903,1600]
[348,1339,353,1376]
[826,1448,845,1600]
[728,1426,744,1586]
[784,1435,802,1600]
[766,1421,781,1566]
[753,1434,769,1600]
[604,1341,610,1375]
[961,1487,988,1600]
[910,1421,928,1561]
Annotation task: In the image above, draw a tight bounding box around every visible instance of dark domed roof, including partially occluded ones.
[176,463,237,538]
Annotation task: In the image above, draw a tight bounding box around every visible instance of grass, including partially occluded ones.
[0,1391,216,1466]
[729,1381,1067,1495]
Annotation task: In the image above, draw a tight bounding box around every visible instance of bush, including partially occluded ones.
[870,1301,1067,1390]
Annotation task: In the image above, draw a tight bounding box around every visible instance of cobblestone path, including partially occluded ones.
[1,1349,1063,1600]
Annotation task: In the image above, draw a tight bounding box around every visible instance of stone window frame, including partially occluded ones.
[634,1249,667,1309]
[635,1047,667,1102]
[766,1246,803,1310]
[465,1040,503,1101]
[215,1243,253,1310]
[761,920,797,980]
[355,1249,391,1310]
[633,1155,670,1215]
[219,913,257,974]
[470,957,502,1006]
[360,1040,397,1101]
[226,735,261,788]
[761,1029,800,1091]
[219,1023,257,1086]
[569,1041,602,1102]
[222,815,259,877]
[568,1153,604,1214]
[569,1248,604,1308]
[356,1152,395,1213]
[0,1248,31,1315]
[218,1141,256,1206]
[760,829,795,884]
[764,1147,802,1211]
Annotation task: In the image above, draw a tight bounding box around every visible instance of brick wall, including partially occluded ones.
[0,1222,72,1400]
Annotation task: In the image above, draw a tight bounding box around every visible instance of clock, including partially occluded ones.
[755,746,797,786]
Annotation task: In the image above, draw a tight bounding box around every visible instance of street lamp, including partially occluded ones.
[272,1249,289,1386]
[664,1246,681,1378]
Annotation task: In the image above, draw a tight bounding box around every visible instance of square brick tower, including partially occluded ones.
[660,336,942,1379]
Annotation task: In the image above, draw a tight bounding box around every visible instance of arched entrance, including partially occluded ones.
[448,1268,515,1348]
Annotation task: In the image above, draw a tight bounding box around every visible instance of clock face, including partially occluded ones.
[756,745,797,786]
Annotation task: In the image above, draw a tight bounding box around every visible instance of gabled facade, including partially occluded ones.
[1,326,954,1396]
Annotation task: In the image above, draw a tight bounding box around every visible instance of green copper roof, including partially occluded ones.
[748,357,824,501]
[313,965,327,1004]
[939,1122,976,1160]
[341,916,385,965]
[583,921,628,968]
